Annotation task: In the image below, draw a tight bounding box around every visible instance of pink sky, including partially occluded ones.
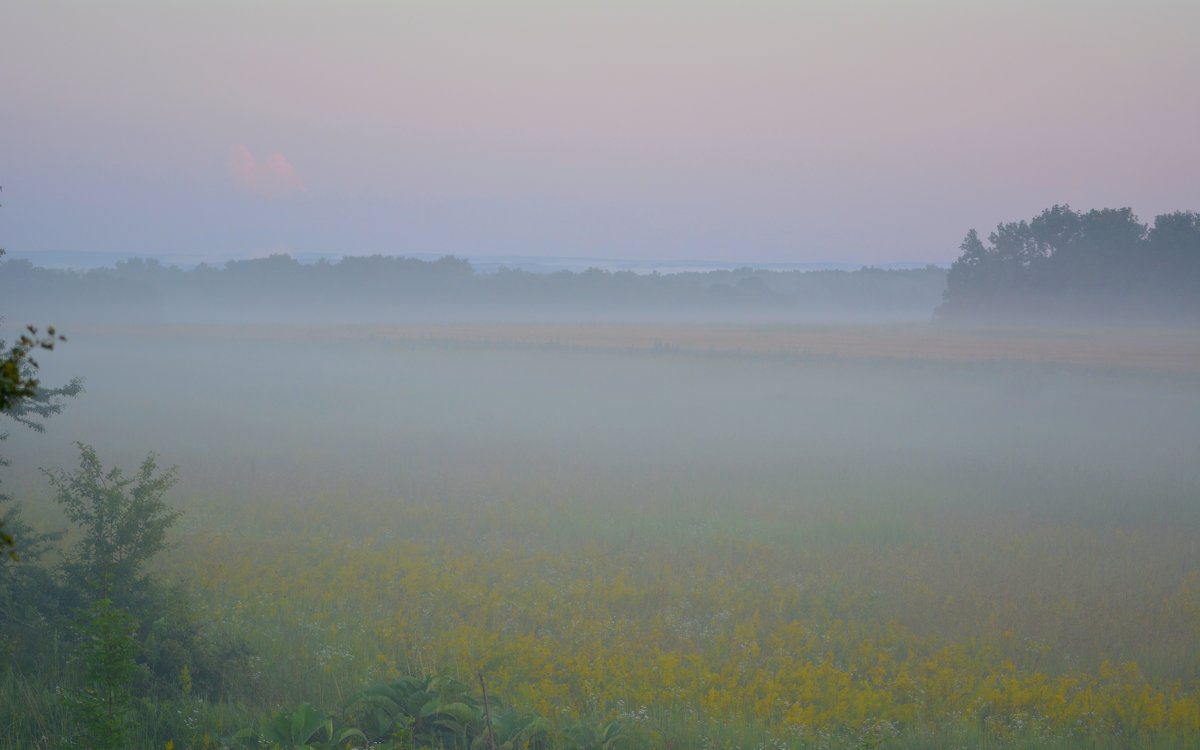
[2,1,1197,264]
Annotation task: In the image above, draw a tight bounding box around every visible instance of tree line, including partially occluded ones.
[939,206,1200,322]
[0,254,946,322]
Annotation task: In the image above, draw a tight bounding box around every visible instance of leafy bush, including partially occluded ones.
[44,443,180,603]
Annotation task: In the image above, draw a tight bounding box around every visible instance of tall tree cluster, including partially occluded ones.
[939,206,1200,322]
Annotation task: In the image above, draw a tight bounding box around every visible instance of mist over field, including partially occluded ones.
[4,306,1200,747]
[4,1,1200,747]
[11,322,1198,510]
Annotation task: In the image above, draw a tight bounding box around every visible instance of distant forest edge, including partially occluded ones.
[0,254,946,323]
[939,206,1200,323]
[3,204,1197,325]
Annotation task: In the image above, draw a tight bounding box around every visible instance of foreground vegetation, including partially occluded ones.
[2,324,1198,748]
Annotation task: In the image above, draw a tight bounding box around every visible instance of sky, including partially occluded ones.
[2,1,1198,267]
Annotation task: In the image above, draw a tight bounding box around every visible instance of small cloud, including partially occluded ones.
[230,145,305,198]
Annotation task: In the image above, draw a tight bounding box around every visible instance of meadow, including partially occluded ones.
[3,323,1199,748]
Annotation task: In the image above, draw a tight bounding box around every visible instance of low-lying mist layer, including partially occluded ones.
[4,324,1200,747]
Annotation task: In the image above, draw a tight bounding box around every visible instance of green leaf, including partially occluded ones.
[431,701,481,728]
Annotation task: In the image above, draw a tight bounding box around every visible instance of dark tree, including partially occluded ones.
[939,205,1199,322]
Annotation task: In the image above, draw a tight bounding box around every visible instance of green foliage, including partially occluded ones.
[43,443,181,600]
[479,707,554,750]
[0,292,249,746]
[261,702,333,748]
[67,597,140,750]
[2,439,260,745]
[0,323,64,414]
[0,301,76,556]
[246,675,647,750]
[136,581,258,702]
[0,340,81,437]
[250,702,366,749]
[0,524,62,668]
[345,674,482,748]
[940,204,1200,320]
[561,719,639,750]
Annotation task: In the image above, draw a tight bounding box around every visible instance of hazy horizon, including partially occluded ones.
[0,247,944,274]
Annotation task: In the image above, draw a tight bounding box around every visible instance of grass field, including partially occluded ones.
[70,321,1200,374]
[4,323,1200,748]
